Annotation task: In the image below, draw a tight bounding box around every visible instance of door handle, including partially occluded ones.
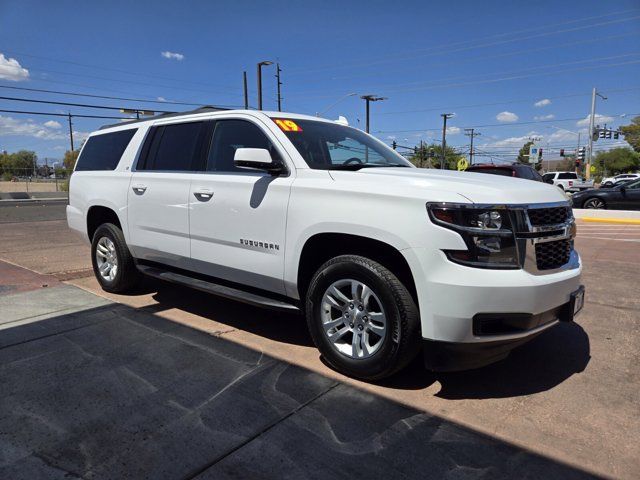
[193,189,214,202]
[132,184,147,195]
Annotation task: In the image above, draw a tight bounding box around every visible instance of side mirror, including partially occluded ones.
[234,148,283,175]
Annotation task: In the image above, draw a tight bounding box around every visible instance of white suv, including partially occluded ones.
[67,108,584,380]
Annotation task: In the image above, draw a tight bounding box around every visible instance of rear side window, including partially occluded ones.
[140,121,205,171]
[75,129,137,171]
[542,173,555,181]
[469,167,513,177]
[558,172,577,179]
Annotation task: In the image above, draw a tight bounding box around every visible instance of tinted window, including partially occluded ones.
[142,121,204,171]
[542,173,555,181]
[558,172,577,179]
[207,120,277,172]
[469,167,513,177]
[75,129,137,171]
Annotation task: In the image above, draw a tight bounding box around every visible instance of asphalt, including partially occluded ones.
[0,201,638,479]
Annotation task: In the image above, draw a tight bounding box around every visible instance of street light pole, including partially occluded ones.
[440,113,455,169]
[464,128,480,165]
[586,87,607,180]
[257,61,273,110]
[243,71,249,109]
[360,94,387,133]
[317,93,357,117]
[67,113,74,152]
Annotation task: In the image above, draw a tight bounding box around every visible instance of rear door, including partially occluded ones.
[188,117,294,294]
[127,120,207,267]
[619,179,640,210]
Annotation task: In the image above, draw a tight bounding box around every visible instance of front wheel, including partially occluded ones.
[91,223,139,293]
[583,197,606,209]
[305,255,421,381]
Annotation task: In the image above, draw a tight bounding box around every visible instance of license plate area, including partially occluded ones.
[561,286,585,322]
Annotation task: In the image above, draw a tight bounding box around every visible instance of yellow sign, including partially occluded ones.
[457,158,469,171]
[274,119,303,132]
[590,165,596,173]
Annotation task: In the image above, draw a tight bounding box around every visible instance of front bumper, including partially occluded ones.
[402,246,583,344]
[422,292,582,371]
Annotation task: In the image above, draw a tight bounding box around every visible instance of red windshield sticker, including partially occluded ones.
[274,119,303,132]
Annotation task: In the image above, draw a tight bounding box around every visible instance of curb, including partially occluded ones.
[580,218,640,225]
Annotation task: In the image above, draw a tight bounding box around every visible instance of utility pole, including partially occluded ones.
[275,63,283,112]
[464,128,481,165]
[243,71,249,109]
[586,87,607,180]
[67,113,74,151]
[360,95,387,133]
[440,113,455,169]
[257,61,273,110]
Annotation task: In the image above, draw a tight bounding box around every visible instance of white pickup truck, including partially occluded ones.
[67,108,584,380]
[542,171,594,192]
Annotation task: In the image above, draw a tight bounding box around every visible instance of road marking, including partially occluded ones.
[578,236,640,242]
[580,218,640,225]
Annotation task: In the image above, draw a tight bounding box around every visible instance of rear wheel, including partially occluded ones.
[91,223,138,293]
[305,255,421,381]
[583,197,606,209]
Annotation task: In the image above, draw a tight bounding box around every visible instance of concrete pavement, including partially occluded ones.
[0,203,639,478]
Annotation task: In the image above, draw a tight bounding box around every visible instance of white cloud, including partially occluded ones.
[576,113,614,127]
[0,115,86,141]
[496,111,519,123]
[0,53,29,81]
[446,126,461,135]
[534,114,555,121]
[161,51,184,61]
[534,99,551,107]
[483,135,532,148]
[157,96,167,102]
[386,135,396,140]
[43,120,62,129]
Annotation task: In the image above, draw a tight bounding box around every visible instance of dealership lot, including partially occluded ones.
[0,201,639,479]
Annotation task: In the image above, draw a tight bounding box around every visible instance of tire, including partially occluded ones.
[90,223,138,293]
[305,255,421,381]
[583,197,606,209]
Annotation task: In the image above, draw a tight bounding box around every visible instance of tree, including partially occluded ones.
[619,116,640,152]
[516,141,534,164]
[63,150,80,171]
[410,143,465,169]
[0,150,37,177]
[592,147,639,177]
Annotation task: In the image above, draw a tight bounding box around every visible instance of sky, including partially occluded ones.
[0,0,639,164]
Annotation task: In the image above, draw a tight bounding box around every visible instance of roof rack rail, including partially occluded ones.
[99,105,231,130]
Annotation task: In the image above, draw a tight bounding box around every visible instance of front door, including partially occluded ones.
[127,120,207,267]
[188,118,293,294]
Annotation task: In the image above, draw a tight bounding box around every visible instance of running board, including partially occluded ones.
[137,265,300,312]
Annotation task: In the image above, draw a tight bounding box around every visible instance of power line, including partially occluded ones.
[286,11,640,75]
[0,108,129,120]
[0,85,213,107]
[380,87,640,116]
[0,95,175,113]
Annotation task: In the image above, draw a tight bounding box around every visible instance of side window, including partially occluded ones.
[558,172,576,180]
[75,129,137,171]
[207,120,278,172]
[542,173,554,182]
[140,121,204,171]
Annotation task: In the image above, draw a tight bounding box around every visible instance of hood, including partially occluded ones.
[330,167,569,204]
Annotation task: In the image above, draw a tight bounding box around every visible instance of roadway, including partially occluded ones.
[0,200,638,478]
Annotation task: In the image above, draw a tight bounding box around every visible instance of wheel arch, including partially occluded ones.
[295,232,418,308]
[86,205,123,242]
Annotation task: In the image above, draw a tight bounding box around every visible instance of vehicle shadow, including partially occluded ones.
[144,277,314,347]
[384,322,591,399]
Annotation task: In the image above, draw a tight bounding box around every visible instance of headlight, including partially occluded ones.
[427,203,520,269]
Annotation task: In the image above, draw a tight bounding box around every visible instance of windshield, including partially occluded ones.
[272,118,412,170]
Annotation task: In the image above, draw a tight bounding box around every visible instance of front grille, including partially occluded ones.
[535,239,572,270]
[527,206,569,226]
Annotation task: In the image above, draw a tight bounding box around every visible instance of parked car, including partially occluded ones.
[542,171,594,192]
[599,173,640,188]
[466,163,543,181]
[571,179,640,210]
[67,107,583,380]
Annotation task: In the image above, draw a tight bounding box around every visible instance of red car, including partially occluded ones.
[466,163,544,182]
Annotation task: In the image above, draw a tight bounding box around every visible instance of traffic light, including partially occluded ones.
[614,131,619,139]
[577,147,586,162]
[392,140,397,150]
[606,129,612,139]
[560,148,565,157]
[598,129,606,139]
[538,148,543,159]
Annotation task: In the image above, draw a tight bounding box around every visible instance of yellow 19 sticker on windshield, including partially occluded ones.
[274,119,303,132]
